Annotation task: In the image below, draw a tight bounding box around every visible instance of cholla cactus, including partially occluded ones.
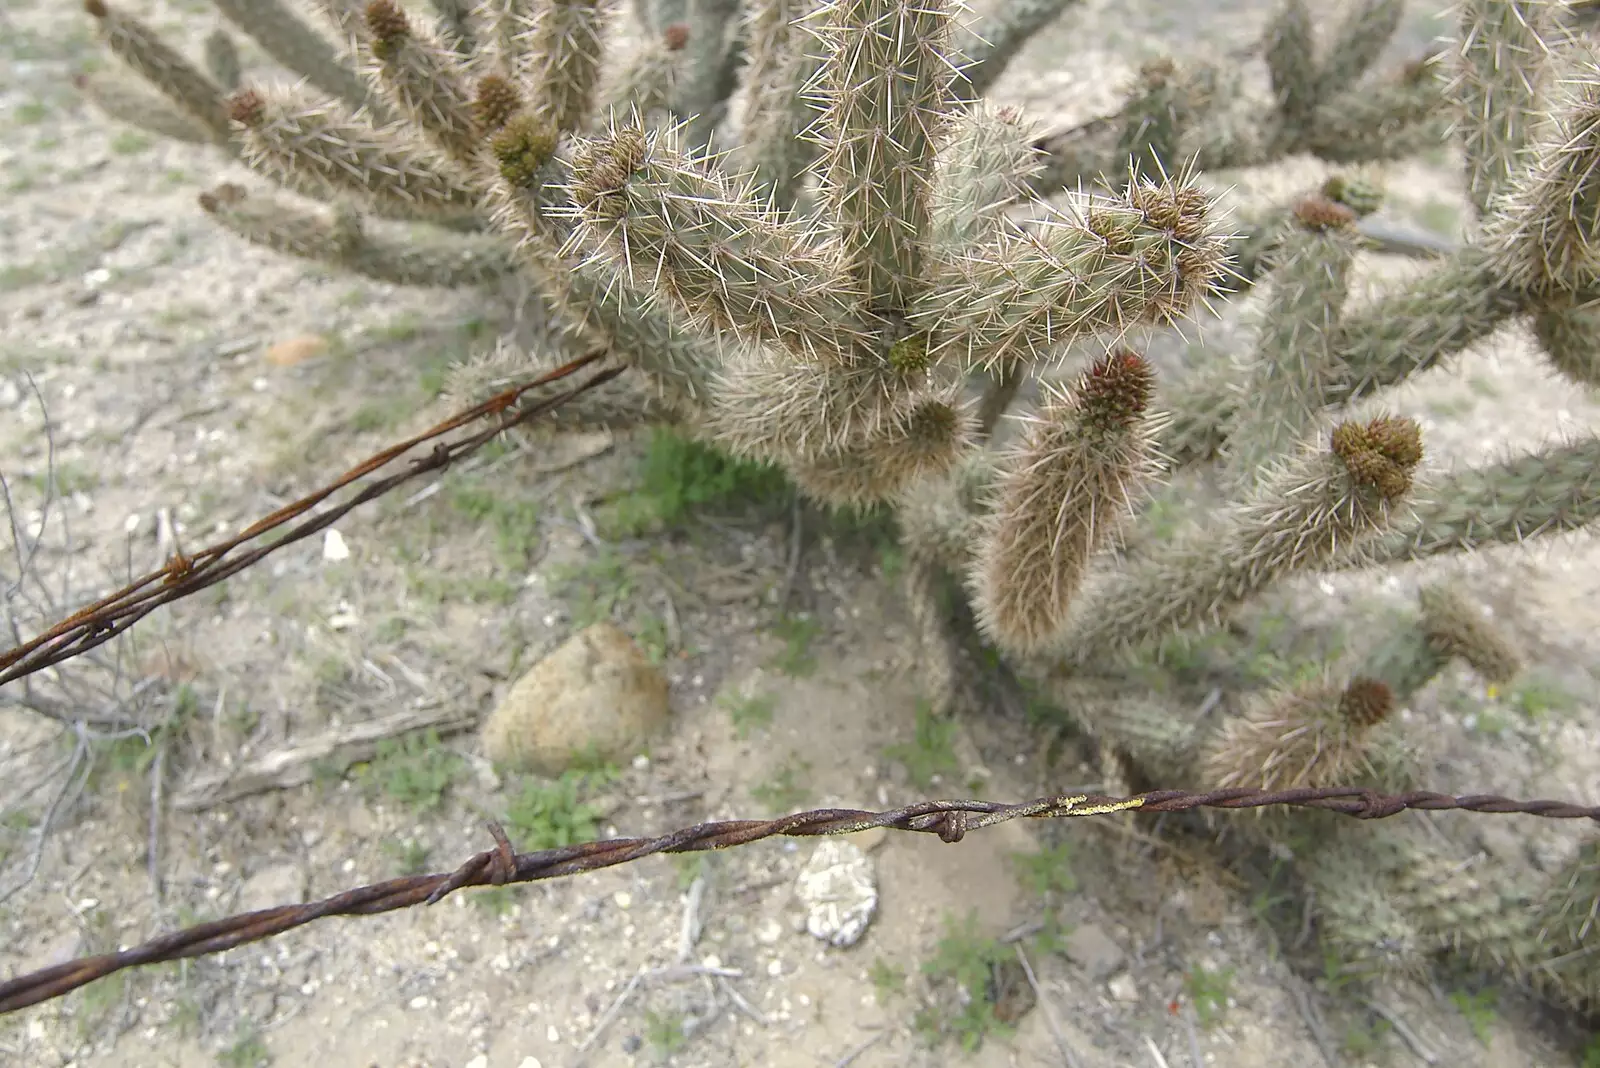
[75,0,1600,1018]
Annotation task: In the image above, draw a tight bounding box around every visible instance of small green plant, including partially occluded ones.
[884,701,960,789]
[1582,1034,1600,1068]
[472,885,516,916]
[1011,841,1078,898]
[918,912,1015,1051]
[670,852,711,889]
[1185,964,1235,1028]
[723,690,776,738]
[869,957,905,1003]
[751,757,811,813]
[502,770,608,850]
[599,429,789,537]
[1340,1016,1395,1059]
[770,614,821,676]
[447,484,542,567]
[381,838,431,876]
[1509,670,1579,720]
[218,1027,271,1067]
[1450,987,1499,1045]
[635,613,671,664]
[643,1009,688,1058]
[551,550,635,628]
[109,129,152,154]
[354,730,462,814]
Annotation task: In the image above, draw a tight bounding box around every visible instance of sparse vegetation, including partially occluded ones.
[723,690,776,739]
[218,1028,271,1067]
[1185,964,1235,1028]
[353,730,463,814]
[770,614,821,677]
[750,756,811,814]
[884,701,960,789]
[598,429,789,538]
[916,912,1015,1051]
[1450,987,1499,1045]
[502,769,613,851]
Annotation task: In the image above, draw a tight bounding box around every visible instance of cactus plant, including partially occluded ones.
[73,0,1600,1019]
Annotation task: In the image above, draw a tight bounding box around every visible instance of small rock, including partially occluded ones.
[1107,972,1139,1003]
[482,623,671,775]
[265,334,328,367]
[236,862,306,913]
[794,838,877,948]
[322,528,350,562]
[1063,923,1125,980]
[464,1057,488,1068]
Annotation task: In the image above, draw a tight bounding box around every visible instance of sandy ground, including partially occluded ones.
[2,1,1599,1067]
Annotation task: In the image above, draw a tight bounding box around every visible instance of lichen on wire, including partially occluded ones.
[2,784,1597,1015]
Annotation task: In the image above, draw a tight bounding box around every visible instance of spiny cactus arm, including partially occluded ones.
[1263,0,1319,132]
[1448,0,1561,219]
[1487,56,1600,293]
[808,0,959,317]
[1055,416,1423,665]
[428,0,478,54]
[565,119,868,362]
[1532,298,1600,388]
[73,71,217,145]
[196,183,516,287]
[739,0,826,210]
[895,448,997,571]
[361,0,483,166]
[1527,837,1600,1004]
[950,0,1084,100]
[969,350,1163,657]
[1417,582,1524,683]
[225,85,479,219]
[601,30,680,122]
[482,121,726,408]
[930,103,1045,251]
[1218,195,1363,492]
[1298,64,1450,163]
[1348,436,1600,567]
[1037,675,1199,785]
[1200,675,1395,791]
[203,28,242,91]
[1311,0,1405,102]
[785,398,971,507]
[84,0,234,143]
[497,0,609,136]
[667,0,748,154]
[918,177,1230,374]
[1351,603,1451,702]
[208,0,378,115]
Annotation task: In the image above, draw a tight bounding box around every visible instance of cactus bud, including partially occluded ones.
[887,332,931,373]
[1292,194,1358,232]
[663,23,690,51]
[492,113,558,189]
[1331,415,1423,501]
[474,74,523,135]
[1322,174,1384,217]
[365,0,410,59]
[225,88,264,126]
[1339,677,1394,728]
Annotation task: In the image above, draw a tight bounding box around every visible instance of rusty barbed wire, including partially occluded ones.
[3,784,1596,1014]
[0,350,622,688]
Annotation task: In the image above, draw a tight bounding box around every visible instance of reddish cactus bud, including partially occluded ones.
[1292,194,1358,232]
[1079,348,1154,433]
[663,23,690,51]
[1339,677,1393,728]
[1331,415,1422,501]
[474,74,522,135]
[225,88,264,127]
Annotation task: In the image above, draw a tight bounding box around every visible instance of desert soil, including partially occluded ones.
[2,1,1599,1067]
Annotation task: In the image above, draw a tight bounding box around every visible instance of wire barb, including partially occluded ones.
[1,784,1594,1015]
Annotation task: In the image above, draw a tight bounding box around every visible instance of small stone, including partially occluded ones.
[1107,972,1139,1002]
[794,838,877,948]
[1063,923,1126,980]
[464,1057,488,1068]
[322,528,350,562]
[265,333,328,367]
[482,623,671,775]
[756,918,784,945]
[613,891,632,909]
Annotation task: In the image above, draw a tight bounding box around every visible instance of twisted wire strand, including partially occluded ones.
[3,785,1595,1014]
[0,350,622,687]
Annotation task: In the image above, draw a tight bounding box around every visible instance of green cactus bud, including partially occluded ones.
[1320,173,1384,216]
[474,74,524,135]
[492,113,558,188]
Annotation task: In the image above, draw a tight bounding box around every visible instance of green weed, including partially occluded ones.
[1450,987,1498,1045]
[1341,1017,1394,1059]
[447,484,542,567]
[644,1009,687,1058]
[218,1027,271,1067]
[472,886,515,916]
[353,730,462,814]
[550,550,635,627]
[1012,842,1078,898]
[723,691,776,739]
[917,912,1015,1052]
[751,757,810,814]
[770,614,821,676]
[868,957,905,1003]
[1510,670,1579,720]
[381,838,431,876]
[598,428,788,536]
[884,701,959,789]
[502,769,614,850]
[1185,964,1235,1027]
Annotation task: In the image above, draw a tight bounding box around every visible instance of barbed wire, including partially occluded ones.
[2,784,1596,1014]
[0,350,622,688]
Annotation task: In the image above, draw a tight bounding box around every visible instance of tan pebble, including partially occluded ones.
[264,334,329,367]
